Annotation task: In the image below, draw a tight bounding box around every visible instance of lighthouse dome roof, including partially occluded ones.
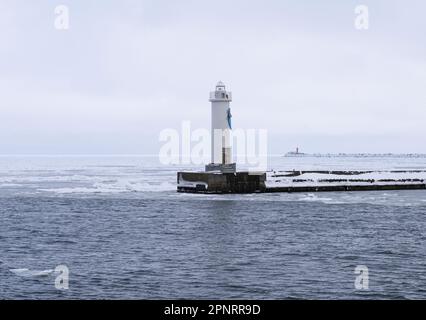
[216,81,225,87]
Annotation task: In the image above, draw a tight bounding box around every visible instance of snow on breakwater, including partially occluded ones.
[266,170,426,188]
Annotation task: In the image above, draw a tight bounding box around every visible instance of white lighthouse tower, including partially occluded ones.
[206,81,236,173]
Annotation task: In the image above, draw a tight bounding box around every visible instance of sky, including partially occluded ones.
[0,0,425,154]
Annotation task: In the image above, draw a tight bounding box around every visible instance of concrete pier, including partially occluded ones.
[264,183,426,193]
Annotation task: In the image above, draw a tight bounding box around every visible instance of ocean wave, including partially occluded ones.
[175,191,425,207]
[9,268,54,277]
[298,194,333,202]
[0,175,105,183]
[38,181,176,194]
[0,183,23,187]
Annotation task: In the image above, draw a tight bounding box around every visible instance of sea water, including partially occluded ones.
[0,155,425,299]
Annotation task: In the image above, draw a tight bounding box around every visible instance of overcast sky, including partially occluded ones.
[1,0,425,154]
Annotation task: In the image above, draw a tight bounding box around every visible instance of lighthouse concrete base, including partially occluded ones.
[177,171,266,194]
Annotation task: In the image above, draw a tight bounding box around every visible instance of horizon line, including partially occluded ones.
[1,153,426,157]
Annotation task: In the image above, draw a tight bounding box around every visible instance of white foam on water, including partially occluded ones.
[38,180,177,194]
[9,268,54,277]
[127,182,176,192]
[298,193,333,202]
[0,183,22,187]
[0,175,105,183]
[174,190,426,206]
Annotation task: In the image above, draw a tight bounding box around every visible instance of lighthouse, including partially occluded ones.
[205,81,236,173]
[177,81,266,194]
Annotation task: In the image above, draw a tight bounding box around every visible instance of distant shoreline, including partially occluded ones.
[283,153,426,158]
